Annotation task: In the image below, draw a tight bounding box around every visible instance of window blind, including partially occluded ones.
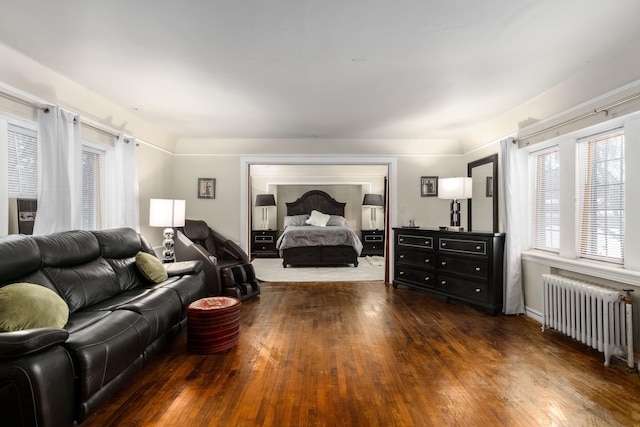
[576,130,624,263]
[81,147,105,230]
[531,147,560,252]
[7,124,37,197]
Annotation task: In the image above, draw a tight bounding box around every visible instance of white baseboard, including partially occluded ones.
[525,306,543,324]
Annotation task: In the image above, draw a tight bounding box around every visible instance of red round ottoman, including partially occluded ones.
[187,297,241,354]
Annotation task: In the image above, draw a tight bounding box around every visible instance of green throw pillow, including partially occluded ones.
[135,251,168,283]
[0,283,69,332]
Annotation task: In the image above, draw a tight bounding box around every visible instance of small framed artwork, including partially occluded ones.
[421,176,438,197]
[486,176,493,197]
[198,178,216,199]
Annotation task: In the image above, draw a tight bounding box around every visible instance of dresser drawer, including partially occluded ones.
[364,234,384,243]
[438,238,487,256]
[395,266,435,289]
[437,255,488,279]
[254,235,274,243]
[437,274,488,303]
[396,248,435,270]
[397,234,434,249]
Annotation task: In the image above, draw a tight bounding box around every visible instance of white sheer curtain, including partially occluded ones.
[105,134,139,230]
[33,106,82,235]
[500,137,526,314]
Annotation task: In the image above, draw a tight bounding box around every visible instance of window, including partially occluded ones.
[7,123,37,198]
[81,145,105,231]
[530,147,560,252]
[576,130,625,263]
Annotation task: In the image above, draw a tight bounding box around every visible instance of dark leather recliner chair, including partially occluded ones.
[174,219,260,302]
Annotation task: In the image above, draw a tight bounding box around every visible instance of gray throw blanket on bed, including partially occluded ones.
[276,225,363,254]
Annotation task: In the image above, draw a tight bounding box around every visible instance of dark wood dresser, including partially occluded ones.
[392,227,505,315]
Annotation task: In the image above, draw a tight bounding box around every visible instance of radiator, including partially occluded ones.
[542,274,634,368]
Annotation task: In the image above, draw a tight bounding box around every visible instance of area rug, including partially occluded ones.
[252,256,385,282]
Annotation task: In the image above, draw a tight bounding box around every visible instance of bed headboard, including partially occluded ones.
[286,190,346,216]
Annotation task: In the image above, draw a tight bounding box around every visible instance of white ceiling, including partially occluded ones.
[2,1,640,145]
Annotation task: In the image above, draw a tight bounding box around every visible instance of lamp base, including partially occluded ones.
[449,199,461,227]
[162,227,175,263]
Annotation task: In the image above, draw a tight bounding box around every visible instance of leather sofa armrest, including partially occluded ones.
[165,260,203,277]
[0,328,69,358]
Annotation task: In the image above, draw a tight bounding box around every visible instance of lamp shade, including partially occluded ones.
[438,177,473,200]
[362,193,383,207]
[255,194,276,207]
[149,199,186,227]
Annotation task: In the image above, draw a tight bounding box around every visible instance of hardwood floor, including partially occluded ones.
[83,281,640,426]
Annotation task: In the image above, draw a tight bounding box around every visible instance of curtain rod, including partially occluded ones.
[77,117,130,142]
[0,89,46,111]
[0,85,132,143]
[518,91,640,141]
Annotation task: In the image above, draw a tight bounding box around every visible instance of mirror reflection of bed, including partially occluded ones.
[252,190,385,282]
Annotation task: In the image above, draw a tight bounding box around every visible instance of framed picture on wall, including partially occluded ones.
[420,176,438,197]
[198,178,215,199]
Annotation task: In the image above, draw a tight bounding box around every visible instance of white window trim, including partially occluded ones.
[522,249,640,286]
[523,111,640,282]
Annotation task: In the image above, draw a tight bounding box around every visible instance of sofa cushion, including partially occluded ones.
[135,252,168,283]
[92,227,150,259]
[63,309,150,401]
[0,283,69,331]
[35,230,100,268]
[45,258,120,314]
[116,288,182,344]
[0,235,42,283]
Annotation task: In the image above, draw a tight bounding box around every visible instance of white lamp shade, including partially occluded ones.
[149,199,186,227]
[438,177,473,200]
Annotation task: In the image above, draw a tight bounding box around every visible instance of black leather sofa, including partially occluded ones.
[0,227,207,426]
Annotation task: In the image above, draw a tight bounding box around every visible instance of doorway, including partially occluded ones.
[240,156,397,283]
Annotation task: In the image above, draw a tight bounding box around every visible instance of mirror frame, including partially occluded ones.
[467,154,498,233]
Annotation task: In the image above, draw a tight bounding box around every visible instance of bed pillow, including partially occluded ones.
[135,251,168,283]
[0,283,69,332]
[283,214,309,228]
[327,215,347,227]
[306,210,331,227]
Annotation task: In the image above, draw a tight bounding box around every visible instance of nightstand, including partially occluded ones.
[360,229,385,257]
[251,230,279,258]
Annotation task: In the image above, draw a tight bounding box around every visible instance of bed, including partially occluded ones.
[276,190,363,267]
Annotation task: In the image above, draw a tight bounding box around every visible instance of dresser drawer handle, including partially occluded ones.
[400,254,405,259]
[441,242,447,247]
[441,261,446,266]
[475,267,481,271]
[475,288,481,293]
[424,277,430,282]
[475,245,482,250]
[424,259,430,263]
[425,241,430,245]
[441,280,446,285]
[399,271,405,275]
[399,238,404,242]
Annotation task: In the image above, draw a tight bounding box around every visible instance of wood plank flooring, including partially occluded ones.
[83,281,640,426]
